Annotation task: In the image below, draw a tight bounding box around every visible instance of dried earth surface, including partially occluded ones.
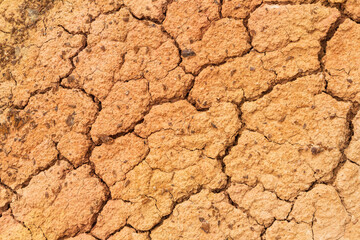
[1,0,360,239]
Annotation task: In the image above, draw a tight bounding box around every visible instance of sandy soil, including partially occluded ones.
[1,0,360,239]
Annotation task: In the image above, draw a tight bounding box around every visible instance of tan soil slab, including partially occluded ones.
[335,161,360,239]
[249,4,339,79]
[63,8,181,102]
[164,0,251,74]
[221,0,262,19]
[241,74,350,149]
[264,221,313,240]
[0,210,32,240]
[189,51,277,108]
[289,185,349,240]
[227,183,292,227]
[325,19,360,102]
[108,226,150,240]
[11,161,108,240]
[343,0,360,21]
[150,190,264,239]
[0,88,98,189]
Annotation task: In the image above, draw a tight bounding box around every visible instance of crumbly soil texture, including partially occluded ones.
[1,0,360,239]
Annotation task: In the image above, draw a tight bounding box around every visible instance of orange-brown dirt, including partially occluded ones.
[1,0,360,239]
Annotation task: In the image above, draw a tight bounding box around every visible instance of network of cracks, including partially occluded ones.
[1,0,360,239]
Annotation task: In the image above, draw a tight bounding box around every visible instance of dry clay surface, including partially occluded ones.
[2,0,360,239]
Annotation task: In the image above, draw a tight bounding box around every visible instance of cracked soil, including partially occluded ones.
[1,0,360,239]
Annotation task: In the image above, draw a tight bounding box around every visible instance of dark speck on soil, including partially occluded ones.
[181,49,196,57]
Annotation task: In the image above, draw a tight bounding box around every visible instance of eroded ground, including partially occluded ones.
[1,0,360,239]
